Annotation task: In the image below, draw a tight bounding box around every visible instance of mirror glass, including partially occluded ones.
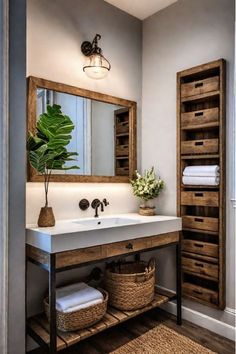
[36,88,127,177]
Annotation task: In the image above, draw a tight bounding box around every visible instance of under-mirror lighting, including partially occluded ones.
[81,34,111,80]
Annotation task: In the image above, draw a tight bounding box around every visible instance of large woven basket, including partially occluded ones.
[44,288,108,332]
[104,258,155,311]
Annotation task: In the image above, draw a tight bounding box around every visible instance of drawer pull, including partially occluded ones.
[126,243,133,250]
[195,193,204,197]
[194,218,203,222]
[195,141,204,146]
[195,82,203,88]
[195,111,204,117]
[193,290,203,295]
[194,243,204,248]
[195,262,204,267]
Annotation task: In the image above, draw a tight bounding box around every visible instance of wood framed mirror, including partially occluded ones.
[27,76,137,183]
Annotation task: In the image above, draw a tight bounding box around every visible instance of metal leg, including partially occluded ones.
[49,254,57,353]
[176,242,182,325]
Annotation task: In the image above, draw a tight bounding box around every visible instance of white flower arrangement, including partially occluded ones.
[130,167,164,201]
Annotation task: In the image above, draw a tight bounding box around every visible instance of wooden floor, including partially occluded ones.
[29,309,235,354]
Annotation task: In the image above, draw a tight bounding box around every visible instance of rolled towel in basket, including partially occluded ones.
[182,176,220,186]
[183,165,219,177]
[56,282,103,312]
[62,298,103,313]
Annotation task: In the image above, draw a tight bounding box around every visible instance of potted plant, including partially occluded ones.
[27,104,79,227]
[130,167,164,216]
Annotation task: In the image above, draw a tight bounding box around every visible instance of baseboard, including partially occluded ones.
[158,287,236,341]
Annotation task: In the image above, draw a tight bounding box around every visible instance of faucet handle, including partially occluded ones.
[103,198,109,207]
[91,199,100,209]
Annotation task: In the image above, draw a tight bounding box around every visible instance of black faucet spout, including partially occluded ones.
[94,201,104,218]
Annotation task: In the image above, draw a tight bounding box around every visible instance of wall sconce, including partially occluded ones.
[81,34,111,80]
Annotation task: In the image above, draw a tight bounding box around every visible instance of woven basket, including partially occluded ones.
[44,288,108,332]
[104,258,155,311]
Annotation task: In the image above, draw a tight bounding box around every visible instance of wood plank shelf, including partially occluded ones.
[27,289,175,352]
[181,90,220,103]
[181,122,219,131]
[181,154,219,160]
[181,184,219,190]
[182,251,219,264]
[177,59,226,310]
[182,227,219,236]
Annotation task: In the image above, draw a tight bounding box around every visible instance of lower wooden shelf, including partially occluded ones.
[27,288,175,352]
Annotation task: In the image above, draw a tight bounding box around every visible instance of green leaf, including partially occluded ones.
[27,104,80,173]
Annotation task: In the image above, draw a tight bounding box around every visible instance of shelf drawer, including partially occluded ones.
[182,240,218,258]
[116,121,129,134]
[181,139,218,155]
[181,107,219,128]
[116,145,129,157]
[183,282,218,305]
[181,191,219,207]
[181,76,219,98]
[116,167,129,176]
[182,215,219,232]
[182,257,218,279]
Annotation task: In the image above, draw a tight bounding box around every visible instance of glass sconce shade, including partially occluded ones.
[83,53,111,80]
[81,34,111,80]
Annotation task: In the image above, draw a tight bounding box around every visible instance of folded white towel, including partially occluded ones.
[182,176,220,186]
[183,165,219,177]
[56,282,103,312]
[59,298,103,313]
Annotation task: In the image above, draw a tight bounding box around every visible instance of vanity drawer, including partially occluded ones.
[116,121,129,134]
[182,240,218,258]
[56,246,103,269]
[182,215,219,232]
[103,238,151,258]
[181,76,219,98]
[181,191,219,207]
[181,139,218,155]
[181,107,219,128]
[182,257,218,279]
[116,145,129,157]
[183,282,218,305]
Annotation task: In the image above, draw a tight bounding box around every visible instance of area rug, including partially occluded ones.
[111,324,216,354]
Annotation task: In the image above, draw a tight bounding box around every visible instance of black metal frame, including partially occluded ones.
[26,240,182,353]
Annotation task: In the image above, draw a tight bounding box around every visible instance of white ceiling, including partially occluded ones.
[104,0,178,20]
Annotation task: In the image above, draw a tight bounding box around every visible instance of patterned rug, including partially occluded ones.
[111,324,216,354]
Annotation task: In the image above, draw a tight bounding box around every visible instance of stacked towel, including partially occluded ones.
[182,165,220,186]
[56,282,103,313]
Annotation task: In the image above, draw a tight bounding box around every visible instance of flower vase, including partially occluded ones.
[38,207,55,227]
[139,199,156,216]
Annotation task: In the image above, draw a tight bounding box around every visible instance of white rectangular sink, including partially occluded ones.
[26,213,182,253]
[73,217,141,228]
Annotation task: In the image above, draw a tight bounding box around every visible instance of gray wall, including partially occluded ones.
[142,0,235,321]
[8,0,26,353]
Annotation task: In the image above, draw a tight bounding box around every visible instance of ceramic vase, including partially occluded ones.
[139,199,156,216]
[38,207,55,227]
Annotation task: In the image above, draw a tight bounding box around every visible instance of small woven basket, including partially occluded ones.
[44,288,108,332]
[104,258,155,311]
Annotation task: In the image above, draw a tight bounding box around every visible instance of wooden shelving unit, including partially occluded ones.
[114,108,130,176]
[27,288,175,352]
[177,59,226,309]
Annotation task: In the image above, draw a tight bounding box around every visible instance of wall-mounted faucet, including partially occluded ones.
[91,198,109,218]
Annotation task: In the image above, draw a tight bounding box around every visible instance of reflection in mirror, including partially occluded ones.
[37,88,126,177]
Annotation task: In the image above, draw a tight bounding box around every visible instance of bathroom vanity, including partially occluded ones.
[26,214,182,353]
